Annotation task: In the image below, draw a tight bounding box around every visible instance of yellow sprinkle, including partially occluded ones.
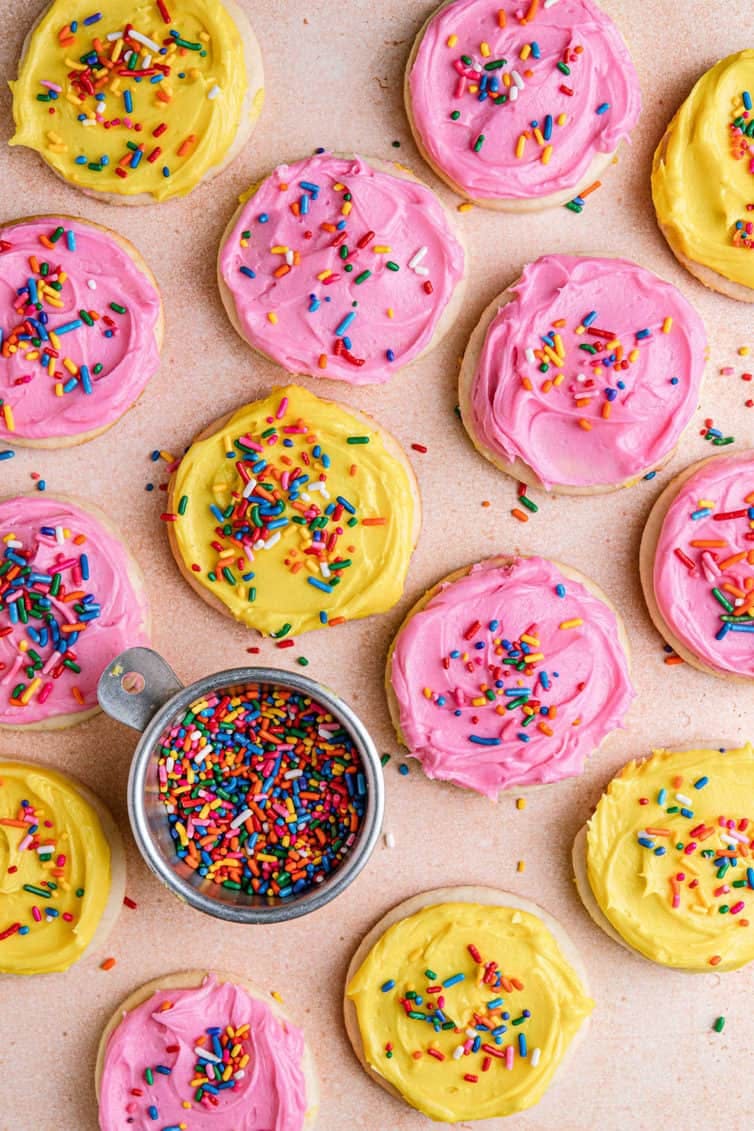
[446,33,458,47]
[739,345,750,356]
[372,245,391,253]
[520,633,539,646]
[516,798,526,810]
[662,317,674,334]
[698,499,716,509]
[333,182,345,191]
[270,245,289,254]
[553,372,565,387]
[575,324,586,336]
[267,312,278,324]
[541,144,553,165]
[422,687,432,699]
[559,618,584,630]
[515,134,526,159]
[18,640,28,653]
[55,383,64,397]
[457,201,474,212]
[469,84,479,94]
[387,307,394,319]
[503,72,512,87]
[557,112,567,126]
[533,127,545,145]
[523,652,544,663]
[271,991,284,1004]
[517,860,526,873]
[553,333,565,358]
[480,41,491,57]
[62,358,78,375]
[341,201,352,216]
[520,43,531,60]
[19,678,41,705]
[2,403,14,432]
[628,348,640,363]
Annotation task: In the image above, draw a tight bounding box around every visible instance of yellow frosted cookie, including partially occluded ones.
[653,51,754,301]
[575,743,754,971]
[9,0,264,204]
[345,887,593,1122]
[167,384,421,637]
[0,759,125,975]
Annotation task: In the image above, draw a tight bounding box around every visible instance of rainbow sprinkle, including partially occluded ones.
[156,682,366,899]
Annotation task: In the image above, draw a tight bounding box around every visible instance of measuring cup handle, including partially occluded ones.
[97,647,184,732]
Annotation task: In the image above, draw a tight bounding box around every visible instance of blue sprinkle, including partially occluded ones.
[239,266,256,279]
[693,776,708,790]
[442,973,465,988]
[386,348,395,362]
[0,451,15,461]
[670,377,679,385]
[596,102,610,114]
[258,213,269,223]
[745,91,753,111]
[123,89,133,114]
[469,735,501,745]
[381,979,395,992]
[582,311,598,327]
[335,311,357,337]
[66,230,76,252]
[555,584,566,598]
[398,764,409,776]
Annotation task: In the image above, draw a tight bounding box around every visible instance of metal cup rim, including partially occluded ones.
[127,664,384,924]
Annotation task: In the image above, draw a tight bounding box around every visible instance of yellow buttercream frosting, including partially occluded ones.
[0,761,111,975]
[587,744,754,972]
[652,51,754,290]
[9,0,258,202]
[346,901,593,1123]
[169,385,417,637]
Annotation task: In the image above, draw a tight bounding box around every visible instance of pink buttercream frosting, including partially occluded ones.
[99,974,309,1131]
[408,0,641,202]
[468,255,707,489]
[0,216,161,443]
[652,452,754,677]
[390,556,635,797]
[218,153,465,384]
[0,495,150,725]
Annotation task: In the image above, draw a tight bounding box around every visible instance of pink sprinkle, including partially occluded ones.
[62,912,73,922]
[683,842,697,855]
[720,367,735,376]
[55,854,66,867]
[32,906,42,923]
[731,901,745,915]
[505,1045,515,1070]
[276,397,288,419]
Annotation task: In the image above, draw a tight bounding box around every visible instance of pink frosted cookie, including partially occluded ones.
[95,971,318,1131]
[405,0,641,210]
[217,153,466,384]
[0,215,163,448]
[640,451,754,681]
[387,555,634,798]
[0,495,150,729]
[459,255,707,493]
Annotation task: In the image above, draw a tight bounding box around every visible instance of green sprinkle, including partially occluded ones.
[380,753,391,766]
[484,59,507,70]
[271,622,292,638]
[386,261,400,272]
[450,110,461,120]
[296,657,309,666]
[518,495,538,513]
[109,302,127,315]
[22,884,51,898]
[424,969,437,980]
[557,62,571,74]
[145,1068,154,1086]
[76,888,85,897]
[178,495,189,515]
[473,134,485,152]
[355,270,372,285]
[565,201,583,213]
[713,1016,725,1033]
[712,588,734,613]
[50,226,64,243]
[79,309,94,326]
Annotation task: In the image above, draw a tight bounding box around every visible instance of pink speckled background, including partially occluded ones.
[2,2,754,1129]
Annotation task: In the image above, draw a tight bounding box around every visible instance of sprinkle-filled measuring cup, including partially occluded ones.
[98,647,384,923]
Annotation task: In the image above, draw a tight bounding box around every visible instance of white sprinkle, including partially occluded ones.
[414,266,430,277]
[87,279,97,290]
[525,347,536,364]
[735,597,745,607]
[453,1046,465,1060]
[509,85,519,102]
[465,1029,477,1039]
[54,526,64,544]
[230,807,253,829]
[106,30,124,41]
[285,249,294,266]
[320,562,331,578]
[530,1047,542,1067]
[234,1069,246,1080]
[242,478,258,498]
[408,246,428,269]
[194,1046,222,1064]
[675,793,692,806]
[544,0,560,7]
[259,532,281,549]
[512,69,525,90]
[165,757,174,773]
[81,118,96,126]
[284,769,303,780]
[142,53,152,69]
[130,29,161,52]
[36,844,56,855]
[193,745,212,764]
[384,831,395,849]
[208,84,222,100]
[576,374,587,383]
[6,539,23,549]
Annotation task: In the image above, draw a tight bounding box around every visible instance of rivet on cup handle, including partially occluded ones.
[97,646,184,732]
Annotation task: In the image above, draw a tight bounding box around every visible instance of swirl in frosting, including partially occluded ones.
[651,452,754,678]
[466,255,707,490]
[407,0,641,203]
[389,556,635,797]
[98,974,310,1130]
[0,495,150,725]
[0,216,162,444]
[218,154,465,384]
[586,744,754,970]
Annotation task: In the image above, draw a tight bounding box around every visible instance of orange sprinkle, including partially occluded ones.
[664,655,684,666]
[522,0,539,22]
[177,134,197,157]
[579,181,602,199]
[511,508,528,523]
[709,955,722,966]
[361,517,386,526]
[498,7,506,26]
[328,616,346,627]
[578,418,592,431]
[100,957,116,971]
[318,354,327,369]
